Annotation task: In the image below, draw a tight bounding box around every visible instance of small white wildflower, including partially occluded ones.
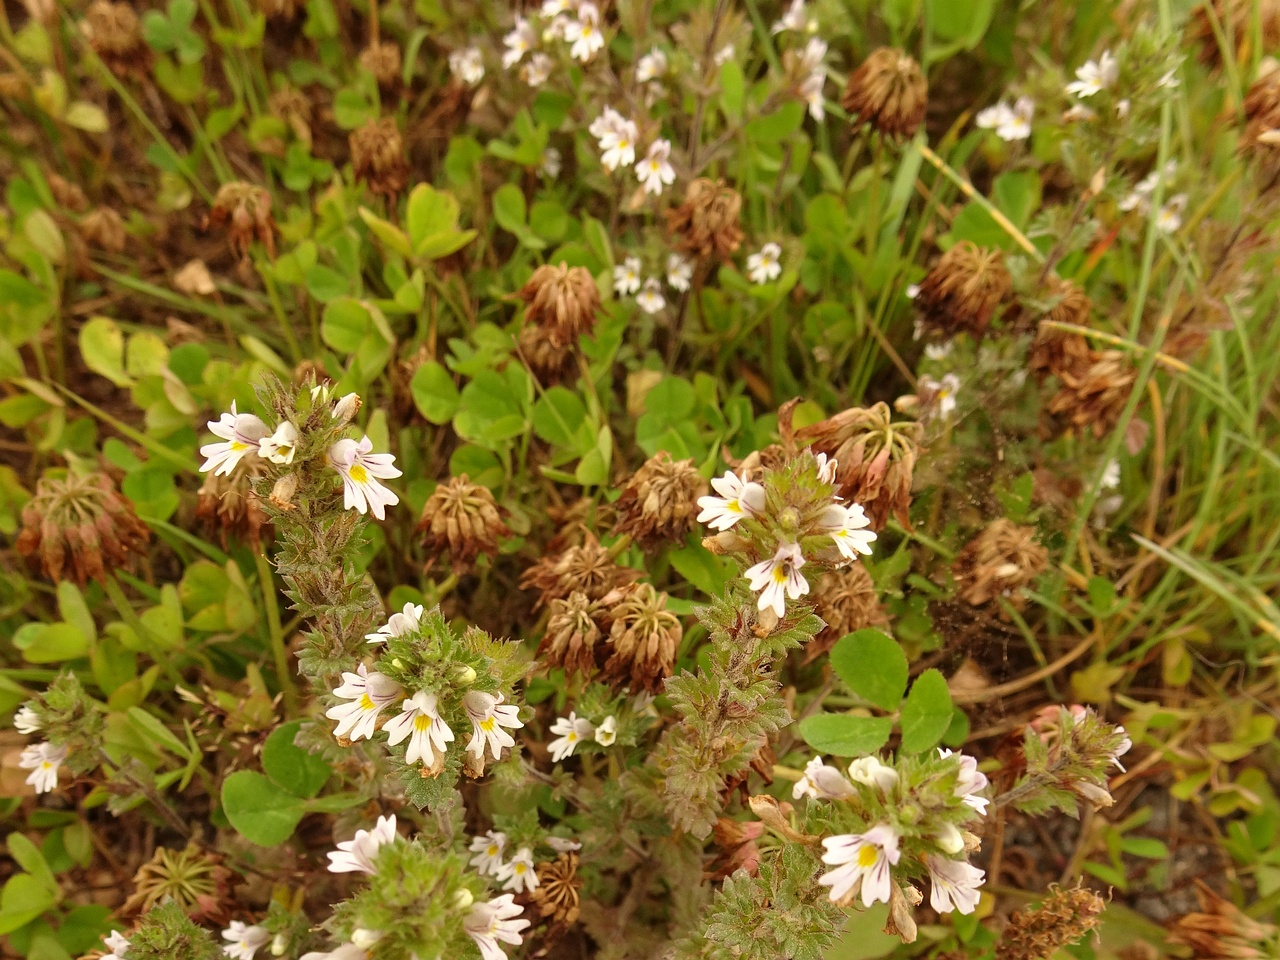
[199,402,269,476]
[745,542,809,617]
[257,421,298,465]
[324,664,403,741]
[1156,194,1186,233]
[747,242,782,284]
[713,43,734,66]
[14,705,41,735]
[548,711,595,762]
[463,691,524,762]
[565,3,604,62]
[222,922,271,960]
[521,52,554,87]
[326,814,397,874]
[940,748,990,815]
[1065,50,1117,98]
[771,0,806,33]
[594,715,617,746]
[847,756,899,794]
[800,70,826,120]
[666,253,693,291]
[792,756,856,800]
[365,602,424,643]
[464,894,530,960]
[497,847,540,894]
[449,46,485,86]
[696,471,765,530]
[818,502,876,561]
[925,855,985,915]
[925,341,952,361]
[502,18,537,69]
[636,47,667,83]
[613,256,642,296]
[539,146,562,179]
[818,825,901,906]
[328,436,401,521]
[383,691,455,767]
[635,278,665,314]
[102,931,130,960]
[19,742,66,794]
[469,830,508,875]
[634,138,675,195]
[598,114,638,172]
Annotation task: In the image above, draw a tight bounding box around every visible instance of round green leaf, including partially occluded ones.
[262,721,332,799]
[797,714,893,758]
[410,361,460,425]
[829,629,908,710]
[221,770,306,846]
[321,298,371,354]
[14,622,89,663]
[899,668,953,754]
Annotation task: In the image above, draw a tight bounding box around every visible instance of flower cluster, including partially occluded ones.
[697,452,875,619]
[591,107,675,196]
[976,96,1034,141]
[612,250,694,314]
[797,751,989,918]
[547,709,618,761]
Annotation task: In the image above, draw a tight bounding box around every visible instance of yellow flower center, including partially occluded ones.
[349,464,369,483]
[413,714,432,731]
[487,844,500,856]
[481,717,496,732]
[514,862,527,874]
[359,694,375,710]
[772,566,788,584]
[857,845,879,868]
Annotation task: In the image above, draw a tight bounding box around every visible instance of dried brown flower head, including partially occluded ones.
[1169,881,1279,959]
[350,117,410,199]
[121,842,236,924]
[17,471,150,586]
[85,0,148,76]
[537,591,603,676]
[517,324,578,384]
[707,817,764,880]
[415,474,510,572]
[1190,0,1280,69]
[795,402,923,530]
[805,565,890,663]
[520,532,639,607]
[995,885,1105,960]
[599,583,682,693]
[80,207,127,255]
[360,41,403,94]
[915,242,1012,337]
[952,518,1048,606]
[196,457,270,550]
[47,172,88,213]
[529,853,582,926]
[269,86,313,146]
[1046,349,1136,438]
[1242,65,1280,174]
[208,182,276,260]
[613,452,707,549]
[518,262,601,349]
[841,47,928,139]
[665,177,744,262]
[1027,278,1092,380]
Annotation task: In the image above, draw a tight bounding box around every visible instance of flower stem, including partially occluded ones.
[255,551,298,713]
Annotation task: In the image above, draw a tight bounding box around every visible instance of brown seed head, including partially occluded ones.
[1242,63,1280,178]
[665,177,744,262]
[518,262,601,348]
[599,583,682,693]
[120,842,236,924]
[841,47,928,139]
[1190,0,1280,69]
[196,456,270,550]
[415,474,510,573]
[360,41,403,94]
[85,0,148,76]
[805,565,889,663]
[916,242,1012,337]
[952,518,1048,606]
[350,118,410,199]
[613,452,707,549]
[1168,881,1279,959]
[1046,349,1136,438]
[538,591,604,676]
[517,324,578,384]
[80,207,127,255]
[17,471,150,586]
[208,182,276,260]
[1028,279,1093,381]
[529,853,582,926]
[795,402,923,530]
[520,532,639,607]
[995,885,1105,960]
[47,173,88,213]
[269,86,313,146]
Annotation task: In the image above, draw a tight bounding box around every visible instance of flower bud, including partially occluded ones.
[271,934,287,956]
[452,888,475,910]
[269,474,298,511]
[351,929,383,949]
[332,392,361,425]
[454,664,478,685]
[936,821,965,855]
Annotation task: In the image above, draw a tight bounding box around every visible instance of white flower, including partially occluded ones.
[589,106,625,140]
[326,814,397,874]
[594,715,617,746]
[349,930,382,950]
[547,836,582,852]
[324,664,403,741]
[19,742,66,793]
[798,37,827,73]
[936,373,960,417]
[800,70,826,120]
[818,502,876,561]
[199,402,270,476]
[464,690,524,762]
[636,47,667,83]
[383,691,455,767]
[1116,98,1131,118]
[818,825,901,906]
[746,542,809,617]
[540,0,572,14]
[771,0,806,33]
[464,894,530,960]
[1112,725,1132,770]
[1119,161,1176,213]
[940,748,990,815]
[257,421,299,465]
[847,756,899,794]
[14,705,41,735]
[1156,194,1186,233]
[103,931,130,960]
[449,46,485,86]
[328,436,401,521]
[1066,50,1117,98]
[522,52,554,87]
[1100,459,1121,490]
[792,756,855,800]
[977,97,1033,141]
[448,47,485,85]
[613,256,642,296]
[330,391,362,425]
[747,242,782,284]
[502,18,537,68]
[548,711,595,762]
[222,922,270,960]
[299,945,365,960]
[635,139,675,196]
[924,342,952,361]
[666,253,693,291]
[469,830,508,875]
[696,471,766,530]
[713,43,735,66]
[540,145,561,179]
[1063,104,1097,122]
[925,855,985,914]
[365,602,424,643]
[815,452,838,484]
[906,283,920,299]
[636,278,666,314]
[497,846,539,894]
[936,821,965,855]
[598,114,638,173]
[565,3,604,62]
